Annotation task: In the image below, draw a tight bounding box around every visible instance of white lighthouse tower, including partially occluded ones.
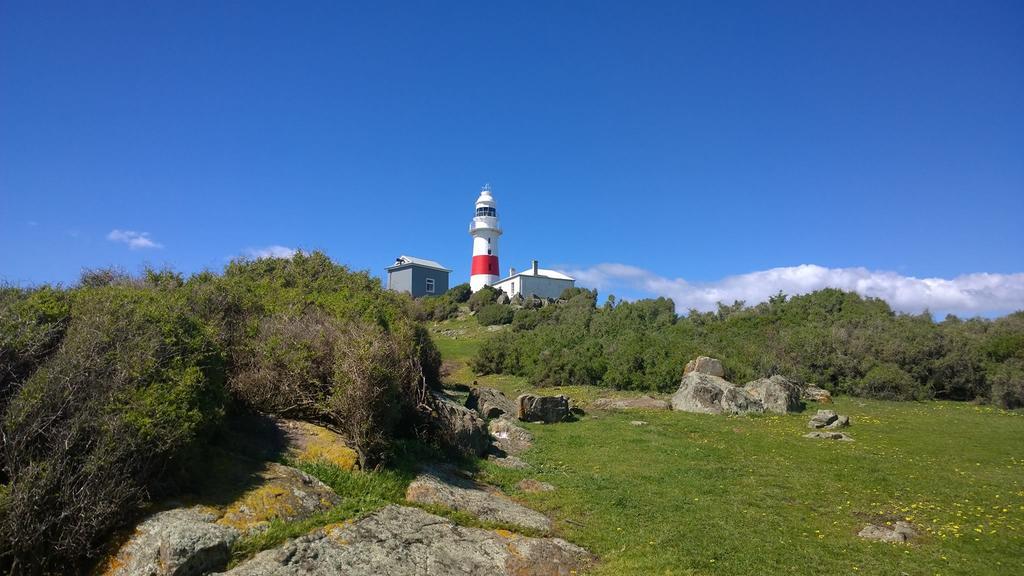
[469,185,502,292]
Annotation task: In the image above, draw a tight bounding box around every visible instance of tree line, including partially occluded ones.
[470,287,1024,408]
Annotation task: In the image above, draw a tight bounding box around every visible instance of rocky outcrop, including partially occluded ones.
[743,375,805,414]
[590,395,670,411]
[807,410,850,430]
[102,507,238,576]
[429,391,490,457]
[858,521,917,543]
[516,394,570,423]
[671,372,764,415]
[804,431,854,441]
[682,356,725,378]
[221,505,592,576]
[103,462,336,576]
[217,463,341,534]
[467,387,517,419]
[488,418,534,456]
[405,465,552,533]
[801,384,833,404]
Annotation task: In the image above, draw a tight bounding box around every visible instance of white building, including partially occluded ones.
[492,260,575,300]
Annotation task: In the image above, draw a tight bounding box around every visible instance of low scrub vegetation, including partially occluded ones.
[0,251,441,573]
[472,288,1024,407]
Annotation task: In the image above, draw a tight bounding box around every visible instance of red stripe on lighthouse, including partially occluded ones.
[471,255,499,275]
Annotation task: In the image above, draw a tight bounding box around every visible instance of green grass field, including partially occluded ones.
[429,318,1024,575]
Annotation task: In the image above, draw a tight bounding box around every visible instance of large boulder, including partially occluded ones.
[743,375,805,414]
[102,507,239,576]
[217,463,341,534]
[682,356,725,378]
[516,394,570,423]
[405,465,552,533]
[488,418,534,456]
[671,372,764,415]
[429,391,490,457]
[801,384,833,404]
[590,395,670,411]
[221,505,592,576]
[466,387,517,419]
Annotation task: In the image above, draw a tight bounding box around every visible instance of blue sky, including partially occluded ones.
[2,1,1022,315]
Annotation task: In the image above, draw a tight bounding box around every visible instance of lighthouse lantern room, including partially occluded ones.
[469,185,502,292]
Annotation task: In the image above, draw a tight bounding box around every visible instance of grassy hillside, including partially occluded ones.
[431,315,1024,575]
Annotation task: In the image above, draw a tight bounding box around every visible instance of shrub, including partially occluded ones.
[413,294,459,322]
[851,363,930,401]
[467,285,500,312]
[446,283,472,303]
[476,303,513,326]
[0,286,70,412]
[989,359,1024,409]
[0,286,226,573]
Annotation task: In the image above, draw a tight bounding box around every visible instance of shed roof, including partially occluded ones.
[386,255,451,272]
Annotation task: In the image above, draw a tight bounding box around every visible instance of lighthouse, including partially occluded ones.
[469,185,502,292]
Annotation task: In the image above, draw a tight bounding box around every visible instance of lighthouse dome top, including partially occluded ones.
[475,186,496,209]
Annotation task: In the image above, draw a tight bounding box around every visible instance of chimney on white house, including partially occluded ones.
[509,267,517,277]
[531,260,539,275]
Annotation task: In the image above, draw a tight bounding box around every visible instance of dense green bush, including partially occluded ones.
[476,303,513,326]
[473,289,1024,406]
[447,283,472,303]
[0,286,226,573]
[0,251,443,572]
[467,285,500,312]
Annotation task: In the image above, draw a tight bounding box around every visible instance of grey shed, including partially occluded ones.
[386,255,451,298]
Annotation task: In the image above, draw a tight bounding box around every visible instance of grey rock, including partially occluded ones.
[801,384,833,404]
[430,391,489,457]
[488,453,529,469]
[804,431,854,441]
[217,463,342,535]
[467,387,517,419]
[682,356,725,378]
[858,521,917,543]
[517,479,555,493]
[496,292,510,305]
[516,394,570,423]
[825,415,850,429]
[105,507,238,576]
[590,396,670,411]
[743,375,805,414]
[405,465,552,532]
[488,418,534,455]
[807,409,839,429]
[671,372,764,415]
[221,505,592,576]
[630,420,648,426]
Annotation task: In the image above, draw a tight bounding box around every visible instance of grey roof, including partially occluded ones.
[386,255,451,272]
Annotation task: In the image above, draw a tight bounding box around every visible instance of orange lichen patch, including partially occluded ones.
[97,552,128,576]
[494,528,518,540]
[281,419,358,471]
[215,463,340,533]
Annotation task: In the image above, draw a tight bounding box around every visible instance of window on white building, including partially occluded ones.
[425,278,435,293]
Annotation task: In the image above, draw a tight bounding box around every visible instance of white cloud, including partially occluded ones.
[561,263,1024,317]
[107,229,163,249]
[243,245,298,259]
